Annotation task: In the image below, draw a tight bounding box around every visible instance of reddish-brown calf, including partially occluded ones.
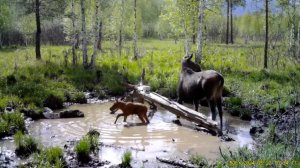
[110,100,149,124]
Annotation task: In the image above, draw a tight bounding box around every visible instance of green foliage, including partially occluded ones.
[86,129,100,155]
[75,137,91,162]
[33,147,65,168]
[121,150,132,167]
[189,154,208,167]
[43,94,64,110]
[0,96,22,111]
[0,112,25,138]
[14,131,40,158]
[216,142,297,168]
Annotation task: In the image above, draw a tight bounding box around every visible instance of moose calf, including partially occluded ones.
[110,100,150,124]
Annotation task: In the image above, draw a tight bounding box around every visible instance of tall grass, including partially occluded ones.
[14,131,40,158]
[0,111,25,138]
[33,147,65,168]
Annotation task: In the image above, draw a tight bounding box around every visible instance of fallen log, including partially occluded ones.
[124,83,220,135]
[156,157,198,168]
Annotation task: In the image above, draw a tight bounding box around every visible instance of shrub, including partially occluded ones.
[121,150,132,167]
[6,74,17,85]
[14,131,39,158]
[71,92,87,104]
[75,137,91,162]
[43,94,64,109]
[0,96,22,111]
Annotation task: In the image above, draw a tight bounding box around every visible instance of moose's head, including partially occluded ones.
[181,54,201,72]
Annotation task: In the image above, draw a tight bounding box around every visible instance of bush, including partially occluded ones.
[0,96,22,111]
[121,150,132,167]
[14,131,40,158]
[6,74,17,85]
[71,92,87,104]
[75,137,91,162]
[43,94,64,109]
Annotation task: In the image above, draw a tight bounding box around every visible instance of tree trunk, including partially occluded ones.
[80,0,88,68]
[290,0,296,58]
[184,23,191,56]
[195,0,205,63]
[0,33,2,49]
[97,0,103,50]
[264,0,268,69]
[119,0,125,56]
[90,0,101,68]
[230,0,234,44]
[192,15,196,44]
[226,0,229,44]
[35,0,41,60]
[97,21,103,50]
[71,0,77,65]
[298,20,300,59]
[133,0,138,60]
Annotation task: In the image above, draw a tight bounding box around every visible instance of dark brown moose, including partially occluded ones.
[110,100,150,124]
[177,54,224,131]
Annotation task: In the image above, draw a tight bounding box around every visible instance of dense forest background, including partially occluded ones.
[0,0,299,54]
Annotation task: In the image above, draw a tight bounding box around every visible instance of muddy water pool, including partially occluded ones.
[0,102,254,167]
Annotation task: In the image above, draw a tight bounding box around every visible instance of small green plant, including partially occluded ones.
[75,137,91,162]
[225,97,243,117]
[14,131,39,158]
[33,147,65,168]
[86,129,100,154]
[189,153,208,167]
[121,150,132,167]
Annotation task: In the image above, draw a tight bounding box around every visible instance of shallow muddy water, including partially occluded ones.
[0,102,254,167]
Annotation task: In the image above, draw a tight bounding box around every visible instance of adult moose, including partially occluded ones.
[177,54,224,131]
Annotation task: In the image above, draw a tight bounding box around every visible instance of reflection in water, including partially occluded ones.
[1,102,254,167]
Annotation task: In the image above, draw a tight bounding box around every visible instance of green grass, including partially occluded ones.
[189,154,208,167]
[14,131,40,158]
[121,150,132,167]
[75,137,91,162]
[86,129,100,155]
[0,111,25,138]
[216,143,300,168]
[33,147,65,168]
[0,40,298,112]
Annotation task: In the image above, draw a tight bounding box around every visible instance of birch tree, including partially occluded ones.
[133,0,138,60]
[35,0,41,60]
[119,0,125,56]
[195,0,205,63]
[71,0,77,65]
[264,0,269,69]
[90,0,101,68]
[80,0,88,68]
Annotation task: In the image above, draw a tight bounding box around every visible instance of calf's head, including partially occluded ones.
[110,100,124,114]
[181,54,201,72]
